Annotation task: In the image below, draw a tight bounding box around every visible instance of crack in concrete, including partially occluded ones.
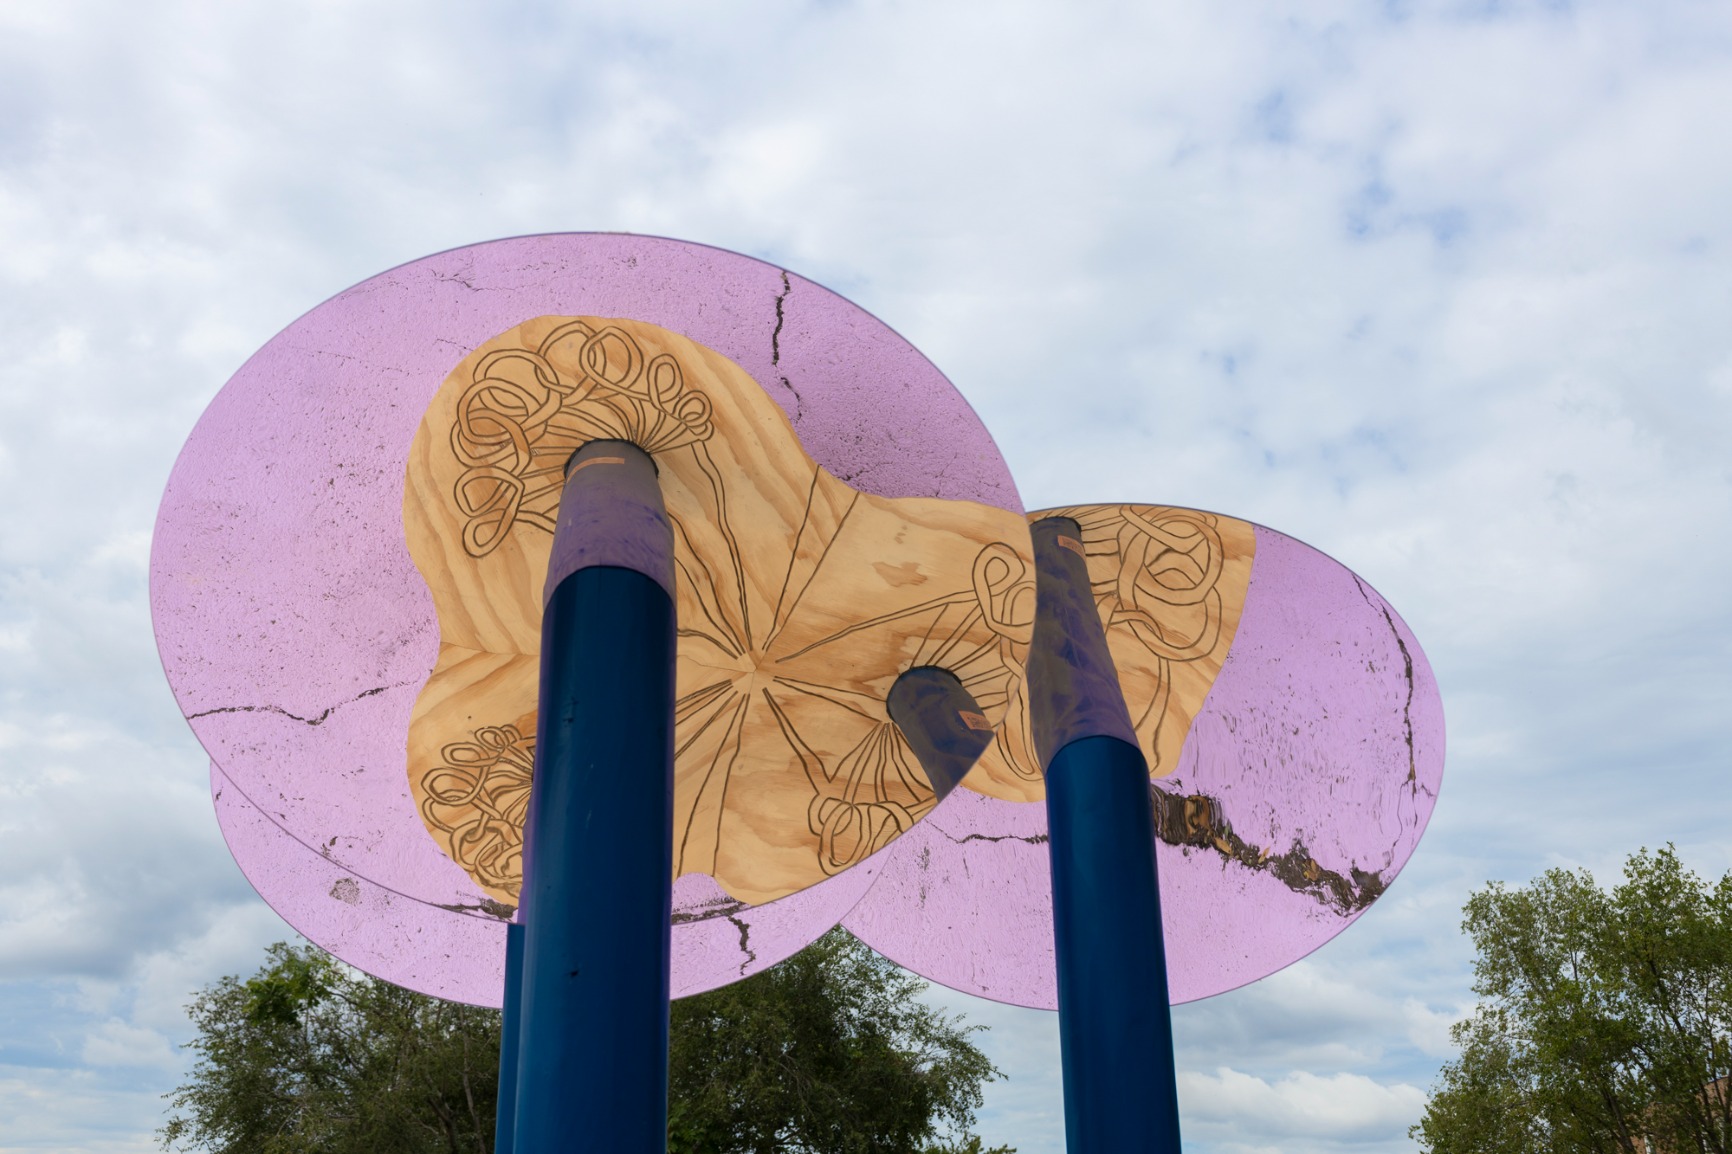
[1351,573,1433,870]
[771,270,803,420]
[433,269,482,293]
[669,899,757,974]
[932,826,1050,846]
[920,786,1383,914]
[1353,575,1418,788]
[725,913,757,975]
[671,898,749,924]
[433,897,516,920]
[186,683,396,727]
[1150,784,1385,915]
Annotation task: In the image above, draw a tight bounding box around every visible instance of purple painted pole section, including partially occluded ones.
[1023,520,1140,765]
[542,440,677,603]
[887,667,996,799]
[1028,517,1183,1154]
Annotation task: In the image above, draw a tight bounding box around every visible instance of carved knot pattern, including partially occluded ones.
[968,542,1042,785]
[419,725,534,898]
[792,716,930,877]
[1058,504,1228,774]
[449,321,715,556]
[971,542,1036,647]
[1107,506,1226,662]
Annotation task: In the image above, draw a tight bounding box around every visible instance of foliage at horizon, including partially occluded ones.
[160,928,1013,1154]
[161,942,499,1153]
[668,928,1010,1154]
[1412,846,1732,1154]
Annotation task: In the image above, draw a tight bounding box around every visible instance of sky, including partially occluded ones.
[1,0,1730,1151]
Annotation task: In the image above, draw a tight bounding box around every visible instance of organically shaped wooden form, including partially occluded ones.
[403,317,1035,907]
[156,233,1443,1009]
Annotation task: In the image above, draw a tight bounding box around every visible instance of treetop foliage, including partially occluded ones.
[1412,845,1732,1154]
[162,941,499,1154]
[668,927,1007,1154]
[161,929,1013,1154]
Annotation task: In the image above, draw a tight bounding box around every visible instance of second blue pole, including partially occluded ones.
[1026,516,1183,1153]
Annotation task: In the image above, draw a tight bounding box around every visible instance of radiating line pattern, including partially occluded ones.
[665,467,1032,883]
[403,315,1034,906]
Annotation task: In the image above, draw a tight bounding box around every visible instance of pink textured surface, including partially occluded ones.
[213,762,500,1001]
[155,234,1019,1004]
[843,525,1445,1007]
[214,760,894,1005]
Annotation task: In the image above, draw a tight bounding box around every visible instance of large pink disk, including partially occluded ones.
[212,761,894,1005]
[842,525,1445,1007]
[155,234,1019,1003]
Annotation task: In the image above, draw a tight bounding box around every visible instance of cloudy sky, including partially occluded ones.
[2,0,1730,1150]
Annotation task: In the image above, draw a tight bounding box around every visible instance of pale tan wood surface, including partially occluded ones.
[403,317,1034,907]
[958,504,1256,804]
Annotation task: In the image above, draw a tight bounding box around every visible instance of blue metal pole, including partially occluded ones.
[494,919,524,1154]
[1026,516,1183,1153]
[512,440,675,1153]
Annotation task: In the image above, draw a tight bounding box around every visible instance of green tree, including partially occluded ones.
[1412,846,1732,1154]
[160,942,500,1154]
[668,927,1010,1154]
[161,929,1013,1154]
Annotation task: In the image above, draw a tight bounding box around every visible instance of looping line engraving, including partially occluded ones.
[418,725,535,898]
[449,322,714,557]
[1109,506,1225,660]
[957,504,1251,798]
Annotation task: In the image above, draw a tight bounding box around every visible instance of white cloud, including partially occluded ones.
[123,902,292,1034]
[0,1066,167,1154]
[80,1020,178,1071]
[1180,1067,1427,1147]
[1401,997,1461,1058]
